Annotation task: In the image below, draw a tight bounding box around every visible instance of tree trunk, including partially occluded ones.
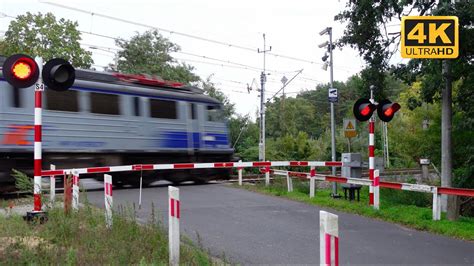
[442,60,458,221]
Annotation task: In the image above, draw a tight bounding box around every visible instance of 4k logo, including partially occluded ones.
[401,16,459,59]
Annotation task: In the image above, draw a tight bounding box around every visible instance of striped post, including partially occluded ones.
[169,186,180,266]
[33,57,44,212]
[72,170,80,211]
[265,165,270,186]
[104,174,113,228]
[369,117,375,206]
[286,171,293,192]
[238,160,243,186]
[50,164,56,207]
[432,187,441,221]
[320,210,339,266]
[310,166,316,198]
[373,169,380,210]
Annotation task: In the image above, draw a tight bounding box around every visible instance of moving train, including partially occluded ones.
[0,55,234,188]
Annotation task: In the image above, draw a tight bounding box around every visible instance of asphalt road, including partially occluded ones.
[84,182,474,265]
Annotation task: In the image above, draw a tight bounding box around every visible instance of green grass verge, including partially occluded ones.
[0,203,212,265]
[236,178,474,241]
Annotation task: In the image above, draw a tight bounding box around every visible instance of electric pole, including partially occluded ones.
[258,33,271,161]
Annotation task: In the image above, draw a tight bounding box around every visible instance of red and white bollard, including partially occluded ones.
[265,165,270,186]
[286,171,293,192]
[368,117,375,206]
[72,170,80,211]
[169,186,180,266]
[50,164,56,207]
[373,169,380,210]
[432,187,441,220]
[104,174,113,228]
[320,210,339,266]
[238,160,243,186]
[310,166,316,198]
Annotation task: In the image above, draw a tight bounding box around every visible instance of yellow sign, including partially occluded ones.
[344,119,357,138]
[401,16,458,59]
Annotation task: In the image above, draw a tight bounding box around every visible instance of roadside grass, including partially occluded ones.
[237,177,474,241]
[0,201,212,265]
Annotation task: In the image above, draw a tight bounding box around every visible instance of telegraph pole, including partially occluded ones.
[258,33,271,161]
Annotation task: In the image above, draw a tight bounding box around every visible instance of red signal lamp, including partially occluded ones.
[377,99,401,122]
[353,98,376,122]
[2,54,40,88]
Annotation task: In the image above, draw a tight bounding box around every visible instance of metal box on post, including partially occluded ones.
[341,153,362,179]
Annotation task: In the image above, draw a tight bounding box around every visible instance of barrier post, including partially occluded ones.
[320,210,339,266]
[369,117,375,206]
[265,165,270,186]
[432,187,441,221]
[50,164,56,207]
[169,186,180,266]
[310,166,316,198]
[104,174,113,228]
[64,174,72,214]
[33,57,44,213]
[72,170,79,211]
[373,169,380,210]
[139,170,143,209]
[238,160,243,186]
[286,172,293,192]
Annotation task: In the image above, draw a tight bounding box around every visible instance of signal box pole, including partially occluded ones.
[368,87,375,206]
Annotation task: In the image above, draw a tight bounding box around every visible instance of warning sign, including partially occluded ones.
[401,16,459,59]
[344,119,357,138]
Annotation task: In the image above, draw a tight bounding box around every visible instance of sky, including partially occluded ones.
[0,0,406,118]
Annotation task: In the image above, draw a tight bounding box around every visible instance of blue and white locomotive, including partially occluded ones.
[0,56,234,187]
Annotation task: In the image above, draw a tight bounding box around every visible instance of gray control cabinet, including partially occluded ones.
[341,153,362,179]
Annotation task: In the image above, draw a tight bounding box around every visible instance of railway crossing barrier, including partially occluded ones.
[320,211,339,266]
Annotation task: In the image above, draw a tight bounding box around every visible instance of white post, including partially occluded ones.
[265,166,270,186]
[286,172,293,192]
[169,186,180,266]
[238,160,243,186]
[432,187,441,221]
[320,210,339,266]
[139,171,143,209]
[373,169,380,210]
[50,164,56,207]
[310,166,316,198]
[104,174,113,228]
[72,170,79,211]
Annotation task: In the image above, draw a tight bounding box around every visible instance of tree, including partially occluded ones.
[2,12,93,68]
[116,30,199,84]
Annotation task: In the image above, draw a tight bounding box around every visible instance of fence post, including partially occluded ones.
[286,172,293,192]
[169,186,180,266]
[373,169,380,210]
[64,174,72,214]
[72,170,79,211]
[310,166,316,198]
[238,160,243,186]
[104,174,113,228]
[320,210,339,266]
[50,164,56,207]
[432,187,441,221]
[265,166,270,186]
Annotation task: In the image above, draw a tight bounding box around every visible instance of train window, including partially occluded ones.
[45,89,79,112]
[207,105,224,122]
[90,92,120,115]
[189,103,196,120]
[149,99,177,119]
[11,86,22,108]
[133,97,141,116]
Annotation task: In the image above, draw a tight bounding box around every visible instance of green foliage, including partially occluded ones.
[116,29,199,84]
[200,76,235,118]
[3,12,93,68]
[12,169,33,193]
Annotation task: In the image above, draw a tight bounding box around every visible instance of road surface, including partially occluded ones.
[84,182,474,264]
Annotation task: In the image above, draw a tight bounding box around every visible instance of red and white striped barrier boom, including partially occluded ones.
[41,161,344,177]
[104,174,113,228]
[320,210,339,266]
[169,186,180,266]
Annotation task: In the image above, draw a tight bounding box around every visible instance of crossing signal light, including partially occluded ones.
[377,99,401,122]
[42,58,75,91]
[353,98,376,122]
[2,54,40,88]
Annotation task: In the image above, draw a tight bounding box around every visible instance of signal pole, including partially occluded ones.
[258,33,271,161]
